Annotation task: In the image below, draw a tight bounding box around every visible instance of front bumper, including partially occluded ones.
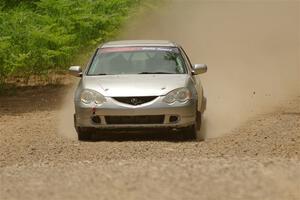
[74,96,197,129]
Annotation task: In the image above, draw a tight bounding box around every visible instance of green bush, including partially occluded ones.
[0,0,141,83]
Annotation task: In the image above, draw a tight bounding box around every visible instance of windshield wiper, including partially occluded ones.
[139,72,175,74]
[95,73,110,75]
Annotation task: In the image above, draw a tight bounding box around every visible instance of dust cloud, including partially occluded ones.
[58,80,78,139]
[121,0,300,137]
[58,0,300,139]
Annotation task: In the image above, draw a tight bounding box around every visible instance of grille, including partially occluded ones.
[105,115,165,125]
[112,96,157,106]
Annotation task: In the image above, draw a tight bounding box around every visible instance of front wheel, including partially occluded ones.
[76,127,93,141]
[190,111,204,141]
[74,114,93,141]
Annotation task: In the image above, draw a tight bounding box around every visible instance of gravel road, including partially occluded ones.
[1,0,300,200]
[0,87,300,200]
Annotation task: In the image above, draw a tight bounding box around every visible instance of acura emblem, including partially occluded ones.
[131,98,139,105]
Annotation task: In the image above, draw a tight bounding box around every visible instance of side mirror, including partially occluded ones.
[69,66,82,77]
[192,64,207,75]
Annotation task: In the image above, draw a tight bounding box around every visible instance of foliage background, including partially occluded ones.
[0,0,141,83]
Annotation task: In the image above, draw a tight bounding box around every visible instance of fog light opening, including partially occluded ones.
[91,116,101,124]
[169,115,179,123]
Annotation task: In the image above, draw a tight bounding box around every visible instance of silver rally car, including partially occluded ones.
[69,40,207,141]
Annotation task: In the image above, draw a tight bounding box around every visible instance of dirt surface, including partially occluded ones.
[0,87,300,200]
[1,0,300,200]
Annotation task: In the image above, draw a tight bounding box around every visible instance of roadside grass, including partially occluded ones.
[0,0,157,91]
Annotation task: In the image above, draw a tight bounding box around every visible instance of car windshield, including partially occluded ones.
[87,47,187,75]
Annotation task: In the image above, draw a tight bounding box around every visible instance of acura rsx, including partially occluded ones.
[69,40,207,141]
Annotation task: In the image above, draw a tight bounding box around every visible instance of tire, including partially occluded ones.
[190,111,204,141]
[74,114,93,141]
[76,127,93,141]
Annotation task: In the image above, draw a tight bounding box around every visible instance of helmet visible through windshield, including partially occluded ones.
[87,47,187,75]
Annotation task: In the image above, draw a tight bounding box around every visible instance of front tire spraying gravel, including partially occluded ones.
[191,111,204,141]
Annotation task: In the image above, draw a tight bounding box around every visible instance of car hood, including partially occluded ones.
[82,74,191,97]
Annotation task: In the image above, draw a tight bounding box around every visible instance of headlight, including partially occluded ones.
[80,89,106,105]
[163,88,192,104]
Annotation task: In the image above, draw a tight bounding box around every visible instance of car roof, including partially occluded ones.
[100,40,178,48]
